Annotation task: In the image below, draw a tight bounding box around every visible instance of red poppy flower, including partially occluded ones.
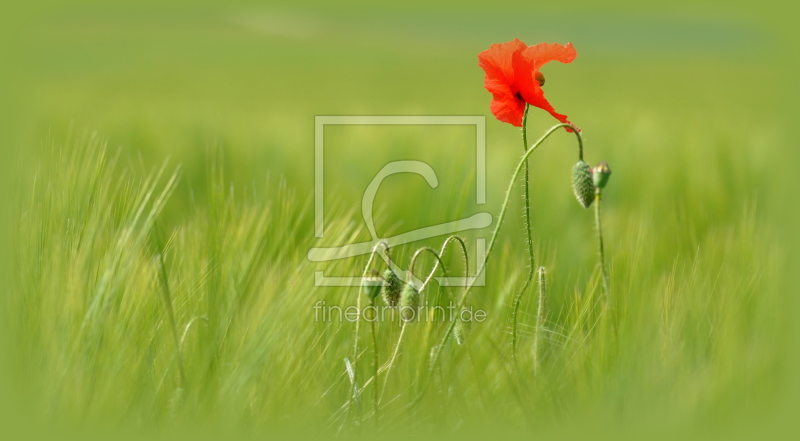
[478,39,577,129]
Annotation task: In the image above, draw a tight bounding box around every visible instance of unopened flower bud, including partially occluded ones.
[361,269,382,301]
[571,160,594,209]
[592,161,611,189]
[381,269,402,307]
[398,283,419,321]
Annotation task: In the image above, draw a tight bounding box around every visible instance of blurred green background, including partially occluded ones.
[1,1,797,439]
[16,3,786,262]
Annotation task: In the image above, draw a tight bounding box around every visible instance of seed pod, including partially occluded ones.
[571,160,594,209]
[592,161,611,189]
[381,269,402,307]
[360,269,382,301]
[398,283,419,321]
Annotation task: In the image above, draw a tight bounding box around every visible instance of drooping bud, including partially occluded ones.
[360,269,382,301]
[592,161,611,189]
[571,160,594,209]
[398,283,419,321]
[381,269,402,307]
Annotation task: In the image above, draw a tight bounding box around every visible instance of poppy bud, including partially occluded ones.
[398,283,419,321]
[571,160,594,209]
[360,269,382,301]
[592,161,611,189]
[535,71,545,86]
[381,269,402,307]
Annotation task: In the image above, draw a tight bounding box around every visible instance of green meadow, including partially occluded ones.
[5,4,794,437]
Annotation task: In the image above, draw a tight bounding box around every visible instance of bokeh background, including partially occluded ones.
[1,1,797,439]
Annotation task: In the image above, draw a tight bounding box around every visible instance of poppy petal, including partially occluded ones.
[524,85,578,132]
[522,42,577,70]
[488,89,526,127]
[477,38,527,87]
[479,38,528,126]
[478,39,577,129]
[513,46,578,132]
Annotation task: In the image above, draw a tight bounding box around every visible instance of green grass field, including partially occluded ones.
[5,4,794,438]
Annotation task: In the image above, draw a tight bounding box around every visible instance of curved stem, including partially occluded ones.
[512,104,534,367]
[439,236,469,286]
[407,236,469,293]
[434,235,469,313]
[416,236,469,389]
[409,246,453,291]
[382,248,450,403]
[430,122,582,367]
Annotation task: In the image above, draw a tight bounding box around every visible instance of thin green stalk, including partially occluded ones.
[350,283,363,428]
[381,321,408,404]
[380,247,449,404]
[416,236,468,391]
[408,246,454,292]
[369,298,379,426]
[532,266,547,375]
[354,242,388,374]
[594,189,610,304]
[412,236,468,293]
[352,241,387,425]
[512,104,534,367]
[430,122,582,368]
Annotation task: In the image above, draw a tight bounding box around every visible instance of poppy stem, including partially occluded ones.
[429,122,582,369]
[380,247,449,405]
[353,241,388,425]
[355,244,380,383]
[511,105,534,368]
[415,236,468,393]
[369,297,379,427]
[593,189,611,304]
[533,266,547,375]
[406,123,583,410]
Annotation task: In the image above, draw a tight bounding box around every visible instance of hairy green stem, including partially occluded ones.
[512,104,534,367]
[408,246,450,292]
[416,236,469,389]
[353,241,388,424]
[369,297,379,426]
[594,190,610,304]
[430,122,582,368]
[381,247,449,404]
[354,242,388,369]
[532,266,547,374]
